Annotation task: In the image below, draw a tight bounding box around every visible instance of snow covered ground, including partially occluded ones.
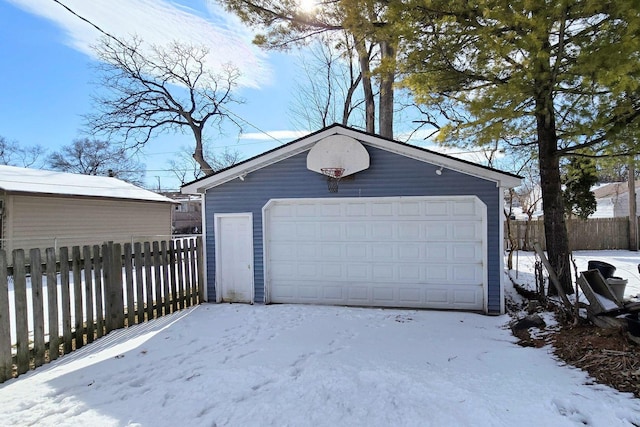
[1,251,639,426]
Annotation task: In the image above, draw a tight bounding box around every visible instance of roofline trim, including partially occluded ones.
[181,124,522,193]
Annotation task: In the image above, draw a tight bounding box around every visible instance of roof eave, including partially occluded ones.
[181,125,523,193]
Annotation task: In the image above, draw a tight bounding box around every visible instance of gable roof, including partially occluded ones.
[0,165,174,203]
[182,124,522,194]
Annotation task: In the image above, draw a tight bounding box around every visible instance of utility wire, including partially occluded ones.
[50,0,287,145]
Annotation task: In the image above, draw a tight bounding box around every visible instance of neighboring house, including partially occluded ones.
[182,124,521,314]
[0,165,175,257]
[591,181,640,218]
[163,192,202,234]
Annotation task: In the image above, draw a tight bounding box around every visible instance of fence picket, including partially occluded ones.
[161,241,170,314]
[109,243,125,330]
[169,240,178,312]
[72,246,83,350]
[144,242,154,320]
[30,249,45,368]
[0,250,11,382]
[46,248,59,361]
[176,239,185,310]
[152,242,163,317]
[93,245,104,338]
[83,246,94,344]
[134,242,144,323]
[13,250,29,375]
[123,243,135,327]
[0,237,204,384]
[102,243,112,333]
[59,247,72,354]
[183,239,192,308]
[506,217,638,251]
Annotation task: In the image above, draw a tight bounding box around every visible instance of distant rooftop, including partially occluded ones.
[593,181,640,199]
[0,165,173,203]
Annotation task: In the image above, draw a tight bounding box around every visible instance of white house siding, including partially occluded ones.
[2,194,172,256]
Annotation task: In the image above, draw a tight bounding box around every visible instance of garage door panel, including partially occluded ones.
[346,223,367,239]
[398,201,421,216]
[346,244,368,260]
[371,202,394,216]
[265,196,486,311]
[372,264,394,279]
[452,243,483,261]
[454,223,481,239]
[271,280,484,309]
[425,223,448,239]
[371,223,393,239]
[398,243,421,260]
[425,201,448,216]
[372,245,393,259]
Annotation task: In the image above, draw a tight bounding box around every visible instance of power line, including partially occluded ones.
[50,0,287,145]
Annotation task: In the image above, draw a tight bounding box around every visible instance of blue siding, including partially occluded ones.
[205,145,502,313]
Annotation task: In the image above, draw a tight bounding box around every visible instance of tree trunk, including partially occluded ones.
[378,39,395,139]
[356,39,375,134]
[191,126,214,176]
[535,86,573,294]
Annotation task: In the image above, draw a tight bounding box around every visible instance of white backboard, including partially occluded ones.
[306,135,370,177]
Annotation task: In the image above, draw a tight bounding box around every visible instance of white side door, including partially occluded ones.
[215,213,254,303]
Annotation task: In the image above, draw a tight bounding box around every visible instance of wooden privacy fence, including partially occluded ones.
[0,237,203,383]
[506,217,639,251]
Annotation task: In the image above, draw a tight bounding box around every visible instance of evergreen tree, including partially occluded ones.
[393,0,640,292]
[563,157,598,219]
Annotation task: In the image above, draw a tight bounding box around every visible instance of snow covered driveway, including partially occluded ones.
[0,304,638,426]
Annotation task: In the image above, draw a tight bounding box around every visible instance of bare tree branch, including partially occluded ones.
[87,37,244,176]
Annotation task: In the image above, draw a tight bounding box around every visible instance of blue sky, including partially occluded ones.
[0,0,479,190]
[0,0,320,189]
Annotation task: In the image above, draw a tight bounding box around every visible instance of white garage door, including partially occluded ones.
[263,196,487,310]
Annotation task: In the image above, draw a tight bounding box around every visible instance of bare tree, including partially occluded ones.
[289,34,365,130]
[168,146,243,185]
[87,37,244,176]
[48,138,146,186]
[0,136,45,168]
[221,0,399,137]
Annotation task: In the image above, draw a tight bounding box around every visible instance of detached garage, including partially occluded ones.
[182,124,520,314]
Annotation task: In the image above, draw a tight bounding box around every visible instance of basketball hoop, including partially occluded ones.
[321,167,345,193]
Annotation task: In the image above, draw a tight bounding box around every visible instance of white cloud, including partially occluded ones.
[6,0,270,87]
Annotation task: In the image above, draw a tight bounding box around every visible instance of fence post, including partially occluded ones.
[13,250,29,375]
[30,249,45,368]
[196,236,204,304]
[0,250,11,382]
[107,243,125,331]
[187,238,196,307]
